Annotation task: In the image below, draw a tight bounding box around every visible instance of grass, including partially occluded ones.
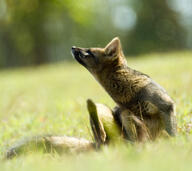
[0,51,192,170]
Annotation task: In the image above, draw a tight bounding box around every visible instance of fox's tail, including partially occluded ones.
[5,99,121,159]
[5,135,95,159]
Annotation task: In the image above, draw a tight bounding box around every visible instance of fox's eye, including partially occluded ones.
[86,50,91,55]
[81,50,90,56]
[86,50,94,57]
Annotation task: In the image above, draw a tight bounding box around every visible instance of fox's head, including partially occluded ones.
[71,37,126,74]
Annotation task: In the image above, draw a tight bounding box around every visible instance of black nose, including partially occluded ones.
[71,46,79,57]
[71,46,76,50]
[71,46,78,55]
[71,46,76,55]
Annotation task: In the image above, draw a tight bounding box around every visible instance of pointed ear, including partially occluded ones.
[105,37,121,57]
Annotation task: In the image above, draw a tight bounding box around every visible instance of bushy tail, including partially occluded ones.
[5,135,95,159]
[5,99,122,159]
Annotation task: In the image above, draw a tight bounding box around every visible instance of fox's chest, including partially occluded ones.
[127,101,159,116]
[100,77,132,104]
[99,73,151,106]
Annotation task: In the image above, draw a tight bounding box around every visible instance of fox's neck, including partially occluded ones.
[97,57,131,82]
[93,58,134,106]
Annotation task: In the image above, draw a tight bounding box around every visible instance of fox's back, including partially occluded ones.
[97,65,174,116]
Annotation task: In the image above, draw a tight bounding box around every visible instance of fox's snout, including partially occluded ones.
[71,46,79,57]
[72,46,85,58]
[71,46,78,52]
[71,46,88,66]
[71,46,86,57]
[71,46,77,55]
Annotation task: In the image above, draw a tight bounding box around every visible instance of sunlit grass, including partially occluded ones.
[0,51,192,170]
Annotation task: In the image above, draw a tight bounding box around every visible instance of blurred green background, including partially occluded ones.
[0,0,192,68]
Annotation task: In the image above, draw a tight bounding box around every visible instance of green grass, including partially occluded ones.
[0,51,192,171]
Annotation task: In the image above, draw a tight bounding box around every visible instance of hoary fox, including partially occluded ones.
[71,37,177,142]
[5,37,177,159]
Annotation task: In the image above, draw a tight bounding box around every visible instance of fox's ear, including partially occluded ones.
[105,37,121,57]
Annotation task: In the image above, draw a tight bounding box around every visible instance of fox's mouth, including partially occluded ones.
[71,46,87,67]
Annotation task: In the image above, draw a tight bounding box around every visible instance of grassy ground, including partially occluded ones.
[0,52,192,170]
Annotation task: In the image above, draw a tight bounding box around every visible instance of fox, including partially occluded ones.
[5,37,177,159]
[71,37,177,142]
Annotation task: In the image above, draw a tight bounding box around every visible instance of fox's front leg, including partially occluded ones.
[87,99,121,147]
[120,109,150,142]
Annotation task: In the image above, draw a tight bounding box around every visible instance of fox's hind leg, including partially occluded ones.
[159,105,177,137]
[87,99,106,147]
[120,109,150,142]
[87,99,121,147]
